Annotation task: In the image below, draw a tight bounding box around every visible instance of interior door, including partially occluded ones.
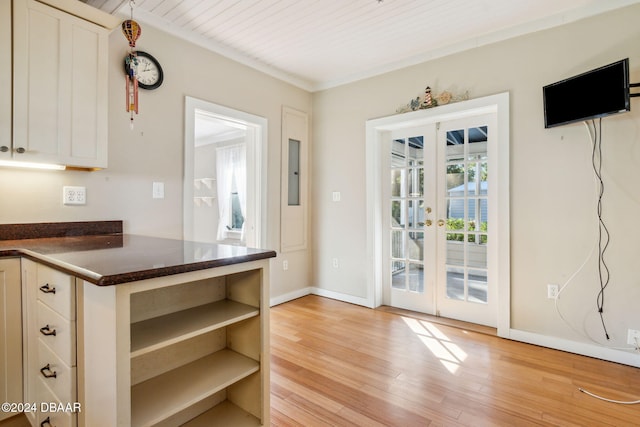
[436,114,497,327]
[383,125,437,313]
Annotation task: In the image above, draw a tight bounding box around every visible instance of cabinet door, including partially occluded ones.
[13,0,108,168]
[21,258,37,426]
[0,258,22,422]
[0,0,11,160]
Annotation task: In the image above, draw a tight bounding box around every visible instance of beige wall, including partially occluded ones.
[0,24,313,301]
[4,2,640,360]
[312,4,640,355]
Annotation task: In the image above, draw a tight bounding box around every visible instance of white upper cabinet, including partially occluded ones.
[12,0,109,169]
[0,1,11,159]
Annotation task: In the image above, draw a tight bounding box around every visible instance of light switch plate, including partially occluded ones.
[153,182,165,199]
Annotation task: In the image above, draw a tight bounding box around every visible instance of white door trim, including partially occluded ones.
[184,96,268,249]
[365,92,510,337]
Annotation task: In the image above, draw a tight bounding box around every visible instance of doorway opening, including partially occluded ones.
[184,97,267,249]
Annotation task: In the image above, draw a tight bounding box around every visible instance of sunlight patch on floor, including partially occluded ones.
[402,316,468,374]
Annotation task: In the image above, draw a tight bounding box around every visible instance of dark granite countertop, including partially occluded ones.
[0,224,276,286]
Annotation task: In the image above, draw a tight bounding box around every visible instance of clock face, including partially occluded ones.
[125,51,163,90]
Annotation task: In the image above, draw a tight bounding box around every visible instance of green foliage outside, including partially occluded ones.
[446,218,487,243]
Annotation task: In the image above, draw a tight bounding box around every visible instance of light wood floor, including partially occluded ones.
[3,295,638,427]
[270,295,640,426]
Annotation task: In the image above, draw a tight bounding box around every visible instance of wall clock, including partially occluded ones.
[124,51,164,90]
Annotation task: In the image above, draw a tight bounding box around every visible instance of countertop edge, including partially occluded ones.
[1,246,277,286]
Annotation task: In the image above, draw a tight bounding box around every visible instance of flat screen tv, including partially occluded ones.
[543,58,630,128]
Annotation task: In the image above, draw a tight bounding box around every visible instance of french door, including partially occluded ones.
[382,113,497,327]
[383,124,437,313]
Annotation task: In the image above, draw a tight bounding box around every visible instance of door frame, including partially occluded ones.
[365,92,510,337]
[184,96,268,249]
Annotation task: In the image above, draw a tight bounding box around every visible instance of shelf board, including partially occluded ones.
[131,349,259,427]
[130,300,259,358]
[182,400,261,426]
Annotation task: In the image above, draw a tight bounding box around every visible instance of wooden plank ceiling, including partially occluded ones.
[83,0,640,90]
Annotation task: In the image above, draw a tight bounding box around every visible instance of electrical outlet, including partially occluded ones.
[547,284,559,299]
[332,258,339,268]
[627,329,640,346]
[63,186,86,205]
[283,260,288,271]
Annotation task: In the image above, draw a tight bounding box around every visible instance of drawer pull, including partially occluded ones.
[40,325,57,336]
[40,364,57,379]
[39,283,56,294]
[40,417,53,427]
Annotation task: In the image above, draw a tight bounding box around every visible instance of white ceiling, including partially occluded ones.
[84,0,640,91]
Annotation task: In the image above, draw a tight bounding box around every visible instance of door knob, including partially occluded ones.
[425,219,433,226]
[437,219,445,227]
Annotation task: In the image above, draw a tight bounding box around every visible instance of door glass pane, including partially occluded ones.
[391,201,403,226]
[467,198,479,229]
[446,129,464,146]
[392,261,406,289]
[407,167,423,197]
[446,163,465,192]
[468,269,488,304]
[391,169,403,197]
[446,266,464,301]
[408,263,424,292]
[391,230,404,258]
[467,162,477,191]
[391,139,405,166]
[467,238,487,269]
[468,126,488,144]
[407,199,424,228]
[407,136,424,166]
[408,231,423,261]
[446,238,463,267]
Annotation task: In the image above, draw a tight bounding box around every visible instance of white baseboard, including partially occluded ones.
[508,329,640,368]
[309,287,373,308]
[270,287,373,308]
[270,287,313,307]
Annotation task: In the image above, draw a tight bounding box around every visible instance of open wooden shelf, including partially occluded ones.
[131,349,259,427]
[130,300,259,358]
[182,400,261,426]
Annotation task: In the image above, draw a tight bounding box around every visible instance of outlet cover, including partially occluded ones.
[627,329,640,346]
[547,284,559,299]
[63,186,86,205]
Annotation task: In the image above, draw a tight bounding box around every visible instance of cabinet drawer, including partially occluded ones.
[37,339,76,405]
[37,377,76,427]
[37,301,76,366]
[37,264,75,320]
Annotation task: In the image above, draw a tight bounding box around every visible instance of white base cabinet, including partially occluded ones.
[79,260,270,427]
[22,259,78,427]
[0,258,22,422]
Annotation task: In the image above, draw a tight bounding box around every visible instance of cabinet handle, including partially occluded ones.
[40,325,57,336]
[40,364,57,379]
[15,147,26,154]
[0,146,8,152]
[39,283,56,294]
[40,417,53,427]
